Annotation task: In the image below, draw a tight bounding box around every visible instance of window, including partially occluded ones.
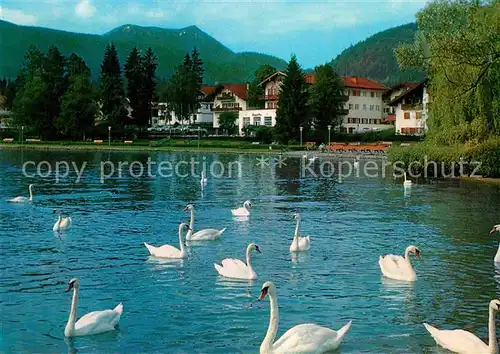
[267,101,277,109]
[370,92,375,97]
[264,116,272,126]
[254,117,261,126]
[369,105,374,111]
[404,112,410,119]
[345,90,349,96]
[349,103,353,110]
[416,112,422,119]
[362,118,368,124]
[363,104,367,111]
[376,105,380,111]
[354,104,359,110]
[376,92,381,98]
[243,117,250,126]
[353,90,359,96]
[362,91,367,97]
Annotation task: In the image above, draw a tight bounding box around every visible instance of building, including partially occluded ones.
[341,77,392,133]
[389,78,429,135]
[211,84,248,132]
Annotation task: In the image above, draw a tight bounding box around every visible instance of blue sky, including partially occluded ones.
[0,0,427,67]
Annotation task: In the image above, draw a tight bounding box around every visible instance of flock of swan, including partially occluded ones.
[7,181,500,353]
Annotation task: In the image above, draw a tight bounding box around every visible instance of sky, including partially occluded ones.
[0,0,427,67]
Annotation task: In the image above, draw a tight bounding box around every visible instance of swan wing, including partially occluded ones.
[214,258,249,279]
[60,217,72,229]
[74,304,122,336]
[298,236,311,250]
[273,322,351,353]
[144,242,182,258]
[423,323,489,354]
[231,207,249,216]
[8,196,28,203]
[187,228,225,241]
[379,254,415,281]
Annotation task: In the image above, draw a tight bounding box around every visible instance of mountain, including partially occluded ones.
[0,20,287,84]
[331,23,425,85]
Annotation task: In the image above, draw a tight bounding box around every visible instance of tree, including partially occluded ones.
[141,47,158,126]
[218,112,238,134]
[57,54,97,139]
[275,55,309,143]
[124,47,144,124]
[247,64,276,108]
[99,43,128,125]
[309,64,347,135]
[395,0,500,144]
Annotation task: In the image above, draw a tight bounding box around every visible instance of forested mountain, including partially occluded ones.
[331,23,425,85]
[0,20,286,83]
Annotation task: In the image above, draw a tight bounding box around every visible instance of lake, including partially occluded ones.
[1,149,499,353]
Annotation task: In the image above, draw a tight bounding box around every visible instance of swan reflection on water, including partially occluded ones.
[146,256,185,270]
[291,251,310,265]
[380,277,416,309]
[215,277,256,301]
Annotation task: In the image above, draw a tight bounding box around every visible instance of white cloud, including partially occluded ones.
[144,10,167,19]
[75,0,96,19]
[0,6,37,25]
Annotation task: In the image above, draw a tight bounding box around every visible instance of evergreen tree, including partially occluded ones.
[124,47,144,124]
[141,47,158,126]
[57,54,97,140]
[309,64,347,135]
[247,64,276,108]
[99,43,128,125]
[275,55,309,143]
[42,46,67,138]
[191,48,204,87]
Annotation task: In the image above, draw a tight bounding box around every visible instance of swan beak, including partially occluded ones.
[258,288,268,300]
[65,285,73,292]
[491,228,497,234]
[183,207,188,212]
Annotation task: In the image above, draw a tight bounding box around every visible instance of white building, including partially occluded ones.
[211,84,248,130]
[238,109,276,134]
[389,79,429,135]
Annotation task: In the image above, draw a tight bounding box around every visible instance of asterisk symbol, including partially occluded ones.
[273,155,287,168]
[256,155,269,169]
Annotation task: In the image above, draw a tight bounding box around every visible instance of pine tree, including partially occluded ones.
[141,47,158,127]
[310,64,347,135]
[275,55,309,143]
[124,47,143,124]
[191,48,204,87]
[99,43,128,126]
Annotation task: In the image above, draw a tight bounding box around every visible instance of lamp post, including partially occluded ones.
[108,126,111,148]
[299,126,303,146]
[327,125,332,145]
[197,126,201,148]
[21,126,24,146]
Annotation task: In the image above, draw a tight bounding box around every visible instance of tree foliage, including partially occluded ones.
[218,112,238,134]
[309,64,347,134]
[395,0,500,145]
[247,64,277,108]
[275,55,309,143]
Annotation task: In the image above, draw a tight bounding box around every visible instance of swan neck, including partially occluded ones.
[179,227,186,254]
[29,185,33,200]
[65,287,78,336]
[261,291,278,353]
[246,246,254,274]
[488,306,498,352]
[189,209,194,230]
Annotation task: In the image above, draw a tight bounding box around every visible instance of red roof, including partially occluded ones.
[222,83,248,100]
[201,85,216,96]
[385,115,396,122]
[343,76,388,90]
[304,73,316,85]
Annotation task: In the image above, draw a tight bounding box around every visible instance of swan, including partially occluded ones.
[258,281,352,353]
[404,172,413,187]
[491,224,500,263]
[231,200,252,217]
[184,204,226,241]
[214,243,261,280]
[53,209,72,231]
[353,158,359,169]
[423,299,500,354]
[144,223,190,259]
[379,245,421,281]
[200,169,207,185]
[64,278,123,337]
[290,213,311,252]
[8,184,34,203]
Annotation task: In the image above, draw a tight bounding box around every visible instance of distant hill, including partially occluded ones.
[331,23,425,85]
[0,20,287,84]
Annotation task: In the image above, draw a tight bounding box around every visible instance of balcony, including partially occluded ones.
[212,105,242,112]
[402,104,423,111]
[216,93,235,101]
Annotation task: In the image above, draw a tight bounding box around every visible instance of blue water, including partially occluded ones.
[1,149,500,353]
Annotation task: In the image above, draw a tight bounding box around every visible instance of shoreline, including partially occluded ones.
[458,176,500,186]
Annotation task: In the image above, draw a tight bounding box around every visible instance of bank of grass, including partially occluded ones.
[387,136,500,178]
[0,139,304,154]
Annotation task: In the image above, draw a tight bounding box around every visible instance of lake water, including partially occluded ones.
[1,149,500,353]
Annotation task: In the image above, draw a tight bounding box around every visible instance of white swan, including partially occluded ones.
[184,204,226,241]
[491,224,500,263]
[404,172,413,187]
[144,223,189,259]
[231,200,252,217]
[64,278,123,337]
[290,213,311,252]
[8,184,34,203]
[53,209,72,231]
[258,281,352,354]
[423,299,500,354]
[379,245,421,281]
[353,158,359,169]
[200,169,207,185]
[214,243,261,280]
